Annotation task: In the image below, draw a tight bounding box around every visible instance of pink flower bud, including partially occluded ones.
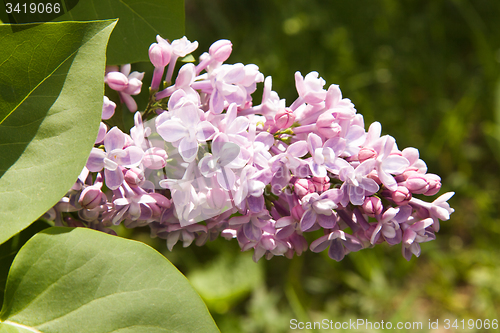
[79,186,103,209]
[209,39,232,62]
[124,77,143,96]
[149,193,171,209]
[149,40,172,68]
[274,108,295,129]
[294,178,315,197]
[392,186,412,205]
[405,174,429,194]
[291,204,305,221]
[311,176,330,192]
[102,96,116,120]
[106,72,128,91]
[142,147,168,169]
[362,196,383,217]
[124,167,145,187]
[424,174,441,196]
[358,147,377,162]
[316,113,341,138]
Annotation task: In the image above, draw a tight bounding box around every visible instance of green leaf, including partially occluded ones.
[0,227,219,333]
[55,0,185,65]
[0,20,117,245]
[0,220,50,310]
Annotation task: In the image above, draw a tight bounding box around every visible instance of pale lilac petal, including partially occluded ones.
[349,185,365,206]
[227,117,249,134]
[157,119,187,142]
[300,209,316,231]
[288,141,308,157]
[355,159,376,176]
[223,64,245,83]
[103,157,118,171]
[218,142,241,166]
[307,133,323,153]
[196,121,217,141]
[247,195,264,213]
[95,122,107,144]
[243,222,262,241]
[402,147,419,166]
[342,235,363,252]
[179,137,198,162]
[310,234,331,253]
[360,178,379,195]
[323,137,346,154]
[217,167,235,190]
[317,213,336,229]
[379,170,398,192]
[178,100,200,127]
[104,127,125,151]
[255,132,274,148]
[210,89,225,114]
[328,239,345,261]
[86,148,105,172]
[104,167,124,190]
[211,133,228,156]
[118,146,144,167]
[383,155,410,174]
[102,96,116,120]
[198,155,216,176]
[310,161,326,178]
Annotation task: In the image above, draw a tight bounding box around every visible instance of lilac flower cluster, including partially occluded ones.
[44,36,454,262]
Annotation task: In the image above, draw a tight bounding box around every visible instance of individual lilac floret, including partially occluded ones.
[338,159,379,206]
[299,189,342,231]
[166,36,199,83]
[102,96,116,120]
[149,35,172,90]
[310,229,364,261]
[105,64,144,112]
[156,99,217,162]
[86,127,144,190]
[293,71,327,107]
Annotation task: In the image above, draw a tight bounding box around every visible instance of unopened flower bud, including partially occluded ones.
[392,185,412,205]
[79,186,103,209]
[142,147,168,169]
[274,108,295,129]
[362,196,383,217]
[149,39,172,68]
[149,193,171,209]
[316,113,341,138]
[406,174,428,194]
[291,204,305,221]
[311,176,330,192]
[106,72,128,91]
[294,178,315,197]
[424,174,441,196]
[124,167,145,187]
[209,39,232,62]
[358,147,377,162]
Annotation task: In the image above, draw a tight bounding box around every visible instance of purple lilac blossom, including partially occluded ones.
[46,36,454,263]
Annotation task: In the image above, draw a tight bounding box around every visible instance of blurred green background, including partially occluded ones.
[135,0,500,332]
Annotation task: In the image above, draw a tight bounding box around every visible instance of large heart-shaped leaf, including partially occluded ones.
[0,20,117,245]
[0,227,219,332]
[55,0,185,65]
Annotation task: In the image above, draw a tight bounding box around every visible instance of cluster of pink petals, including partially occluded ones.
[45,36,454,262]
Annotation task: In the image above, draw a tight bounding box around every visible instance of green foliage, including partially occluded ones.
[184,0,500,330]
[55,0,185,65]
[0,227,219,332]
[0,20,116,245]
